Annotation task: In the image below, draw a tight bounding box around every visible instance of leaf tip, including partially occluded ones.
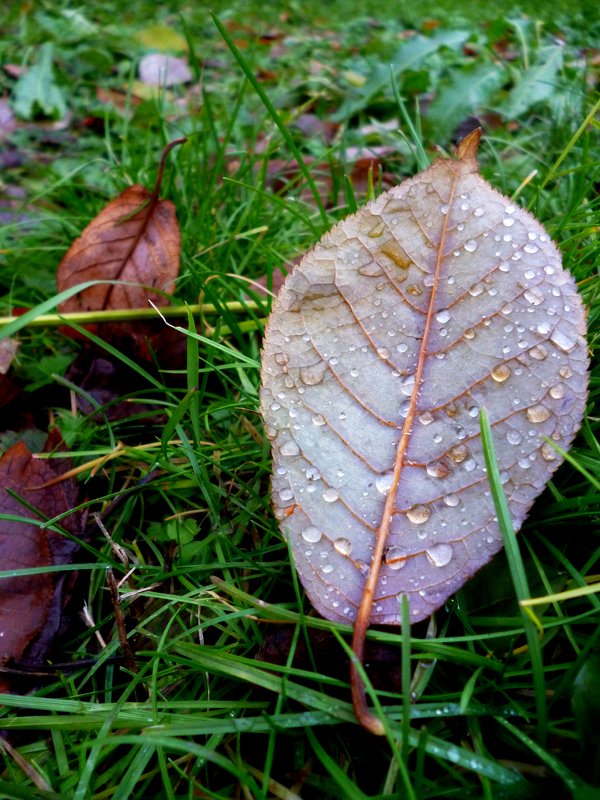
[456,127,482,165]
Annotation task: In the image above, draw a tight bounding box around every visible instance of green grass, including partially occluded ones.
[1,2,599,798]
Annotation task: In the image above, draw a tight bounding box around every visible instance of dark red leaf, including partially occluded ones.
[0,430,81,692]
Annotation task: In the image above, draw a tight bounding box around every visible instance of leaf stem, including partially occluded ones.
[151,137,188,199]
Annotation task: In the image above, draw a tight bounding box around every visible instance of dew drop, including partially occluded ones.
[526,404,551,423]
[333,537,352,555]
[524,287,544,306]
[312,414,326,426]
[436,308,451,324]
[322,564,334,574]
[502,217,515,227]
[523,243,539,254]
[300,361,327,385]
[385,546,407,570]
[357,261,383,278]
[443,494,460,507]
[426,460,451,478]
[426,543,453,568]
[397,342,409,354]
[469,282,485,297]
[274,353,289,366]
[474,207,485,217]
[440,204,449,215]
[506,430,522,445]
[518,457,532,470]
[280,440,300,457]
[407,505,431,524]
[491,364,511,383]
[323,487,339,503]
[419,411,434,425]
[400,374,416,396]
[550,329,576,352]
[280,488,294,502]
[529,344,548,361]
[302,526,322,543]
[559,365,572,379]
[305,466,321,481]
[464,239,478,252]
[367,221,385,238]
[549,383,565,399]
[523,269,536,280]
[376,472,395,495]
[464,328,476,340]
[448,444,469,463]
[445,402,459,418]
[541,442,557,461]
[463,458,477,472]
[377,346,390,359]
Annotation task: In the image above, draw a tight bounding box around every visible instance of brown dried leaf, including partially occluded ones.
[0,430,81,692]
[57,185,179,313]
[260,131,588,728]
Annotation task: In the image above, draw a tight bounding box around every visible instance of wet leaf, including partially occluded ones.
[56,184,180,313]
[0,430,81,692]
[260,130,588,729]
[0,339,18,374]
[12,43,67,121]
[139,54,192,86]
[504,44,564,118]
[427,62,507,138]
[135,23,188,52]
[0,98,16,141]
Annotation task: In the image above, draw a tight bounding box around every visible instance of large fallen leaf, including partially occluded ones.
[0,430,81,692]
[260,130,588,730]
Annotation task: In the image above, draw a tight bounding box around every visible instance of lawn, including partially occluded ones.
[0,1,599,798]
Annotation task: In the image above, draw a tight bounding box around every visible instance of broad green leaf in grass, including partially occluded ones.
[12,43,67,121]
[333,29,469,121]
[503,44,564,119]
[427,62,508,139]
[260,129,588,733]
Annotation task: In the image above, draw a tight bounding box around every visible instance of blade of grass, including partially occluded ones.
[211,13,329,229]
[390,68,429,170]
[495,716,590,794]
[479,408,547,743]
